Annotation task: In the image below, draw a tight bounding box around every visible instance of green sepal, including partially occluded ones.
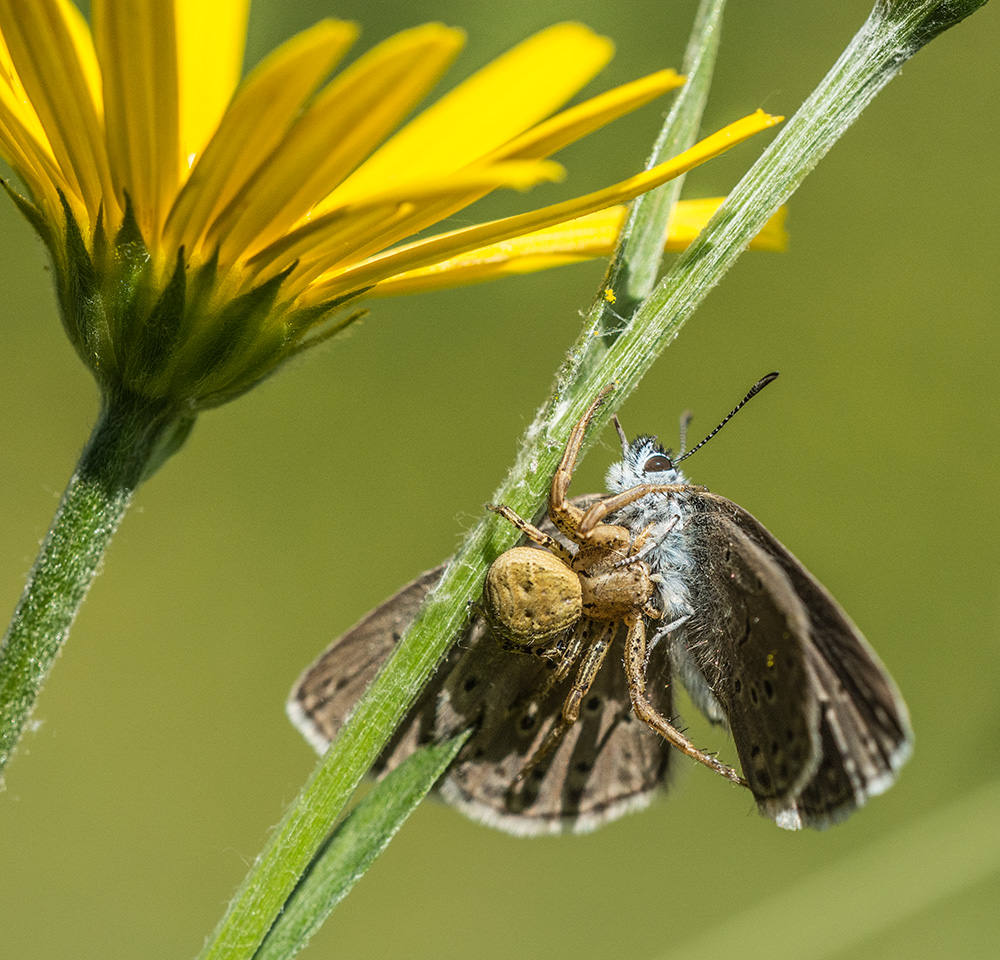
[113,192,147,255]
[126,247,188,388]
[186,247,221,322]
[197,300,367,410]
[11,181,372,416]
[90,206,109,273]
[109,196,157,357]
[0,180,54,251]
[286,286,371,339]
[140,413,197,483]
[291,307,367,356]
[201,266,290,371]
[57,191,107,370]
[180,267,293,405]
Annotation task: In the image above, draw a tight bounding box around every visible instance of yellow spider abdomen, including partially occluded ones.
[482,546,582,646]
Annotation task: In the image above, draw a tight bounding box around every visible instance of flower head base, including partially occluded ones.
[0,2,782,414]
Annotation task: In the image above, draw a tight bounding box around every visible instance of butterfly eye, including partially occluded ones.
[642,454,673,473]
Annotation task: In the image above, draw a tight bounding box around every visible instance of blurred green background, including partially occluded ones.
[1,1,997,958]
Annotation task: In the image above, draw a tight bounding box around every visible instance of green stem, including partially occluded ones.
[597,0,726,326]
[196,2,988,958]
[0,389,176,780]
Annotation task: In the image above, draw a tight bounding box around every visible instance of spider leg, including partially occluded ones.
[515,622,613,783]
[548,385,616,542]
[623,614,748,788]
[578,483,705,536]
[487,503,574,564]
[538,620,586,693]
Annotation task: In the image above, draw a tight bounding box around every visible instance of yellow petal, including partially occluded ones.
[320,22,615,209]
[299,69,685,267]
[373,253,590,296]
[163,19,359,257]
[372,201,789,295]
[485,69,684,163]
[0,103,76,220]
[0,32,44,137]
[207,23,465,266]
[0,36,69,213]
[305,110,783,304]
[0,0,113,221]
[175,0,249,164]
[251,160,566,293]
[380,209,628,295]
[267,161,573,292]
[94,0,181,241]
[60,0,102,115]
[664,197,788,251]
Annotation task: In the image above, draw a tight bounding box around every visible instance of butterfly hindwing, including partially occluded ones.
[685,492,912,827]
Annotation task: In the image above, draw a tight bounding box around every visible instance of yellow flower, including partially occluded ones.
[0,0,782,411]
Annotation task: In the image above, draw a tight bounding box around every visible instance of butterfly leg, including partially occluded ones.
[515,623,613,783]
[624,614,748,788]
[613,515,680,569]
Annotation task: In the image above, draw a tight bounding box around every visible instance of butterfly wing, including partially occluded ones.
[679,494,821,817]
[684,492,912,828]
[288,497,674,835]
[287,567,447,754]
[428,619,673,835]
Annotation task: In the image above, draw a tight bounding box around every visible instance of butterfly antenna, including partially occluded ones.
[673,372,779,465]
[677,409,693,455]
[612,415,630,455]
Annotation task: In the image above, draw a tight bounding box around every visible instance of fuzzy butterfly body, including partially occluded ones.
[595,415,912,828]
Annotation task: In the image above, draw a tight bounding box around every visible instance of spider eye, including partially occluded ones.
[642,454,673,473]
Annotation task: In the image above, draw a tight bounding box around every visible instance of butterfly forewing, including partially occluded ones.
[682,495,822,811]
[288,567,447,752]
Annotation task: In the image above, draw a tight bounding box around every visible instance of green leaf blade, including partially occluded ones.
[254,733,470,960]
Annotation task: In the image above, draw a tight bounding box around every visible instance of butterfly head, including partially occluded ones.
[605,373,780,495]
[605,431,688,494]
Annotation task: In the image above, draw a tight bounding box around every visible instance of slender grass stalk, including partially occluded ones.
[196,2,988,958]
[596,0,726,326]
[0,389,179,780]
[194,17,728,960]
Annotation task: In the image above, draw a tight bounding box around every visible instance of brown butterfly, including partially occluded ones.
[288,377,912,834]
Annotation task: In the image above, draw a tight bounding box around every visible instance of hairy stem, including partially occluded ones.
[0,389,176,780]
